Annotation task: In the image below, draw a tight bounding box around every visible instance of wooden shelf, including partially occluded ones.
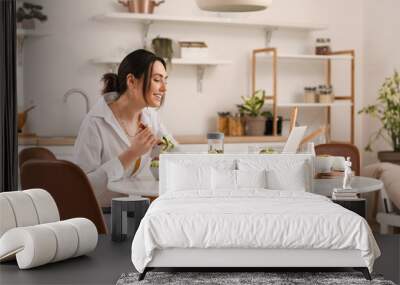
[257,53,353,61]
[91,57,231,66]
[93,13,327,31]
[171,58,231,65]
[16,29,47,37]
[252,48,355,143]
[90,57,121,65]
[91,57,231,93]
[277,101,353,107]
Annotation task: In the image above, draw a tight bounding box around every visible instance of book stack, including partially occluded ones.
[332,188,359,200]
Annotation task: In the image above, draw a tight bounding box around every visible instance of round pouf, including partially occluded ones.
[111,197,150,242]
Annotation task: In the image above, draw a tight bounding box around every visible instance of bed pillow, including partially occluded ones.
[167,162,212,191]
[212,168,237,190]
[266,161,307,191]
[236,169,267,189]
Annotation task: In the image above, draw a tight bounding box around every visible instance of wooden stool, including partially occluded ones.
[111,197,150,242]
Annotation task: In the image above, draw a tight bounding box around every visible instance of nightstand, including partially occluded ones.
[111,197,150,242]
[332,198,366,218]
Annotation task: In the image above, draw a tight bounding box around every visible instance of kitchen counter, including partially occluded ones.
[175,135,287,144]
[18,134,287,146]
[18,134,76,146]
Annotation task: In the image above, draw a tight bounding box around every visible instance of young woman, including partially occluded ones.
[74,49,174,208]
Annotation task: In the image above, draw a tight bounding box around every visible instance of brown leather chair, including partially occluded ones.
[19,147,57,169]
[315,143,361,176]
[20,159,108,234]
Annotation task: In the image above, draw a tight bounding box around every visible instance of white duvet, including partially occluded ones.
[131,190,380,273]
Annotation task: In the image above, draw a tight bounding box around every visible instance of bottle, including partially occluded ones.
[207,132,224,154]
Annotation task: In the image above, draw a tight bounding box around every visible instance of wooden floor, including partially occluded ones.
[0,215,398,285]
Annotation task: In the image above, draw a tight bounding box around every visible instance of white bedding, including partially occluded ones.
[131,190,380,273]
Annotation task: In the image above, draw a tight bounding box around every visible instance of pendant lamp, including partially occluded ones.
[195,0,272,12]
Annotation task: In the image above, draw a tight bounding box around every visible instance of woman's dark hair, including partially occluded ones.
[101,49,166,103]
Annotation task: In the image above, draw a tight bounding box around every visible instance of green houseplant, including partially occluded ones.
[358,70,400,163]
[151,37,173,64]
[237,90,266,136]
[17,2,48,29]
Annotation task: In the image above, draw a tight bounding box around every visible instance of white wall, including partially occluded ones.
[22,0,364,145]
[361,0,400,165]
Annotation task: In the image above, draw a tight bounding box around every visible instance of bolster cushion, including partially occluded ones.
[0,218,98,269]
[0,189,60,238]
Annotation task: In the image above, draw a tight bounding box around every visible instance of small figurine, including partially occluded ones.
[342,157,353,190]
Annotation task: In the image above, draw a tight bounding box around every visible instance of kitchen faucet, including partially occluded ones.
[63,88,90,114]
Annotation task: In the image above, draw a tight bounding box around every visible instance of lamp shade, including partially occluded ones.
[196,0,272,12]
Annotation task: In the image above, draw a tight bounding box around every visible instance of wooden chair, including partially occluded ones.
[19,147,57,169]
[20,159,108,234]
[315,143,361,176]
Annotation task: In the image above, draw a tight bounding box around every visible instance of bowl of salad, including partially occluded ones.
[149,136,175,181]
[150,157,160,181]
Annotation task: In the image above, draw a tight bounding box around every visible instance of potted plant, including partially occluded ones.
[358,70,400,164]
[237,90,266,136]
[16,2,48,30]
[151,37,173,64]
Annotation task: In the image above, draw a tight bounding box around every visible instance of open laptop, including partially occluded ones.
[281,126,307,154]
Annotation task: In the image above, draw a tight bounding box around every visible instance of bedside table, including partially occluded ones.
[332,198,366,218]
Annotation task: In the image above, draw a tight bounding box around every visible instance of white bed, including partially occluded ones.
[131,154,380,280]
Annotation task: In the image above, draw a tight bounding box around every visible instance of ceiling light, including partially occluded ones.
[195,0,272,12]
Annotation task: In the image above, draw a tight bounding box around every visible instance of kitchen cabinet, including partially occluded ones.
[18,135,285,159]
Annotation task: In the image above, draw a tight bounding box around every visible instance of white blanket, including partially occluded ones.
[131,190,380,272]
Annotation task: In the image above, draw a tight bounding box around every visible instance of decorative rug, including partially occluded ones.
[116,272,395,285]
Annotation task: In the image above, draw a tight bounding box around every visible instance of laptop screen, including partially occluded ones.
[282,126,307,154]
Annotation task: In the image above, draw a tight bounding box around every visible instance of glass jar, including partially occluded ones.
[315,38,331,55]
[207,132,224,154]
[315,38,322,55]
[217,112,230,135]
[304,87,316,103]
[228,114,244,136]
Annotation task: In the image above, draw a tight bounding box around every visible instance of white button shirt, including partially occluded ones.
[74,93,173,207]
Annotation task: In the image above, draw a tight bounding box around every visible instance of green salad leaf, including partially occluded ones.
[161,136,175,152]
[150,159,159,168]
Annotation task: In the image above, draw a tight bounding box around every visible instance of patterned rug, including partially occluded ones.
[116,271,395,285]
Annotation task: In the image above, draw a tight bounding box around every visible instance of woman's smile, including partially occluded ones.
[152,93,164,103]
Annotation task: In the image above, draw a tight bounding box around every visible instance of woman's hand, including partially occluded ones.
[119,125,158,170]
